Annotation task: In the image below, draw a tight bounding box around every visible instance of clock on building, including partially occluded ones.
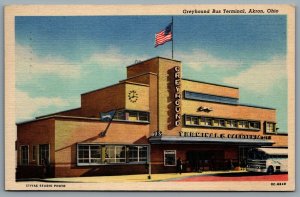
[128,90,138,103]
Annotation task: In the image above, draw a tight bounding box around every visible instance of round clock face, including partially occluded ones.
[128,90,138,103]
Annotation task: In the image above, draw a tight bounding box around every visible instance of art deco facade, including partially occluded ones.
[16,57,287,178]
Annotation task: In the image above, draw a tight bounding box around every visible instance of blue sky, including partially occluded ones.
[15,15,287,132]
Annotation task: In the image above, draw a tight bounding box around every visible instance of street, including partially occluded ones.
[169,172,288,182]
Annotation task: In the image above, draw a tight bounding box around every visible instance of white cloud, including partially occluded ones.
[88,46,149,69]
[16,43,82,82]
[223,55,286,94]
[176,49,241,71]
[15,89,74,122]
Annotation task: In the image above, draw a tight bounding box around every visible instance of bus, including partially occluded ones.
[246,147,288,174]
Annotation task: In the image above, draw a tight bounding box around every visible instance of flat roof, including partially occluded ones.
[126,56,181,68]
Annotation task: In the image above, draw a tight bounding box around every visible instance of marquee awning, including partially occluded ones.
[149,136,274,146]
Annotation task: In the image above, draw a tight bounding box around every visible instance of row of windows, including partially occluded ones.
[20,144,50,166]
[113,110,149,122]
[185,115,261,130]
[77,144,148,165]
[184,91,239,105]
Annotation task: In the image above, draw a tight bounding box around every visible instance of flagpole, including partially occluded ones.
[172,16,174,59]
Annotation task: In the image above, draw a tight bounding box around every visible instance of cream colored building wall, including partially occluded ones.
[158,58,182,136]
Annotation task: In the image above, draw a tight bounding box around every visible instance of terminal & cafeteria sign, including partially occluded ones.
[179,131,272,140]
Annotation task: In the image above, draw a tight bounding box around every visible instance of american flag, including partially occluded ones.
[155,22,172,47]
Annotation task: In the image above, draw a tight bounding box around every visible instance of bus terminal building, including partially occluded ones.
[16,57,288,178]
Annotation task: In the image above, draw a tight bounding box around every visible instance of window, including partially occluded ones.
[199,117,212,126]
[249,121,260,129]
[20,145,29,165]
[114,110,126,120]
[204,118,212,126]
[104,145,126,163]
[128,111,138,121]
[226,120,238,128]
[185,115,198,125]
[200,117,205,126]
[39,144,50,165]
[78,145,90,164]
[184,114,260,131]
[265,122,276,133]
[139,112,149,122]
[239,121,249,129]
[191,117,199,125]
[77,144,149,166]
[186,116,192,125]
[32,145,37,161]
[113,110,149,122]
[164,150,176,166]
[214,119,225,127]
[90,145,102,164]
[78,144,102,165]
[184,91,238,105]
[128,146,148,163]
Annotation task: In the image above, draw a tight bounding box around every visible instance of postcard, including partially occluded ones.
[4,4,295,191]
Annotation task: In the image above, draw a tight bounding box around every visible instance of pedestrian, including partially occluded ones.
[43,157,50,178]
[241,159,246,171]
[176,157,183,174]
[229,159,234,170]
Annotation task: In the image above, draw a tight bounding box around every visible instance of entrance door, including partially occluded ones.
[187,150,224,171]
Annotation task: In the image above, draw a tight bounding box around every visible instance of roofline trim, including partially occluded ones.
[126,56,181,68]
[36,107,81,119]
[17,115,101,125]
[239,103,276,110]
[120,72,158,83]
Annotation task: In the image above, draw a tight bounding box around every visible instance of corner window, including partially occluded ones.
[20,145,29,165]
[164,150,176,166]
[265,122,276,133]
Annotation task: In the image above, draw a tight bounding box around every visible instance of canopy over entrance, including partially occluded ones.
[149,136,274,146]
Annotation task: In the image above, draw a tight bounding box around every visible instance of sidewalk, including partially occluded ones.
[42,170,246,183]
